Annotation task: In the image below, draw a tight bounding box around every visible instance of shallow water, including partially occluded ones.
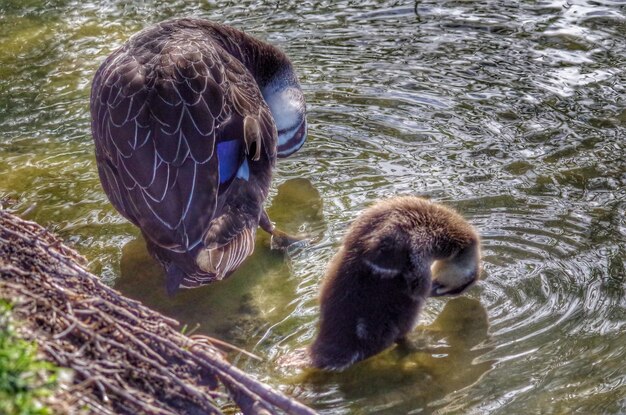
[1,0,625,413]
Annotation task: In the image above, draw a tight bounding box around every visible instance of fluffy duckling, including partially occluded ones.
[90,18,306,293]
[310,196,480,370]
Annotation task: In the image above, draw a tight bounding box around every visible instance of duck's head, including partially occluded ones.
[430,240,481,297]
[261,66,307,158]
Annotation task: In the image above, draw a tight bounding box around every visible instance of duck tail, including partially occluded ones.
[165,264,186,296]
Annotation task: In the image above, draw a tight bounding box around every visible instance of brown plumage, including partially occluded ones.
[310,196,481,370]
[90,18,306,293]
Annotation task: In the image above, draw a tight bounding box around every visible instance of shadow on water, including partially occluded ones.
[285,297,493,414]
[115,178,325,344]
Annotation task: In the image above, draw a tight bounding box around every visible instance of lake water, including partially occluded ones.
[1,1,625,413]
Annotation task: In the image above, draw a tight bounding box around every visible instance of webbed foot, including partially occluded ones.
[260,209,309,250]
[270,228,309,250]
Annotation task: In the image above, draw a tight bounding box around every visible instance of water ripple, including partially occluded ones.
[0,0,625,413]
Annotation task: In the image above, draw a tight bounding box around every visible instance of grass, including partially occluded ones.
[0,300,60,415]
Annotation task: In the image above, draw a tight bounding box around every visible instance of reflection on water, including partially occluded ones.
[115,178,325,343]
[292,297,493,414]
[1,0,625,413]
[117,234,291,342]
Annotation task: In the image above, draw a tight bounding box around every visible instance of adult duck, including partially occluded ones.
[90,18,306,293]
[310,196,481,370]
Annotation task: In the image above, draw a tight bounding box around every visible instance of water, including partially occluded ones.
[1,1,625,413]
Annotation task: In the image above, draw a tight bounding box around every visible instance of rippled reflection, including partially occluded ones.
[282,297,494,414]
[1,0,625,413]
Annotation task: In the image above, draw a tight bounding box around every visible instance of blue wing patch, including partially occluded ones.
[216,139,242,184]
[216,139,249,184]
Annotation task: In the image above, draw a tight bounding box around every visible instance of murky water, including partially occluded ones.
[1,1,625,413]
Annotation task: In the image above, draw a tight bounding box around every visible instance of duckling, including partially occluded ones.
[310,196,480,370]
[90,18,306,292]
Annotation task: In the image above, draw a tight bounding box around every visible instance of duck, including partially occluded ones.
[309,196,481,371]
[90,18,306,293]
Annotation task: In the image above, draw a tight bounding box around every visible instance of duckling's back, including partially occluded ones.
[310,196,480,370]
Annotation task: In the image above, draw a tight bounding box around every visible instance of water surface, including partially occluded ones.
[1,1,625,413]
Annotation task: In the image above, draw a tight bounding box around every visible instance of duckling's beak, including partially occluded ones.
[430,278,476,297]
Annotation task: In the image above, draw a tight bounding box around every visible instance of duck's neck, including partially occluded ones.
[204,21,307,157]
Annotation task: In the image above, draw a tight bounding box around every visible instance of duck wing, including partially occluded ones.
[192,109,277,284]
[91,22,276,271]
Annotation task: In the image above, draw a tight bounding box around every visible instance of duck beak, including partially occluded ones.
[430,278,476,297]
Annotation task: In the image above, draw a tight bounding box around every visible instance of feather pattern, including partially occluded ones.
[91,18,306,289]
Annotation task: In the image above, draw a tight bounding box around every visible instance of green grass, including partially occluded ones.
[0,301,60,415]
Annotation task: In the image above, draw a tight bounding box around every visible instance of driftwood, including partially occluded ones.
[0,209,317,415]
